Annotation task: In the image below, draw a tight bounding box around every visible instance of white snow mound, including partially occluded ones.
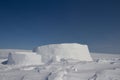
[33,43,93,63]
[7,52,43,65]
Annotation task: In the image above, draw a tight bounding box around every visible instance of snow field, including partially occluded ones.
[0,44,120,80]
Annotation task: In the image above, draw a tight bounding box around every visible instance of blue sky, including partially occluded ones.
[0,0,120,53]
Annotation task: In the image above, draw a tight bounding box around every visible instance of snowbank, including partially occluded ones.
[7,52,43,65]
[33,43,93,63]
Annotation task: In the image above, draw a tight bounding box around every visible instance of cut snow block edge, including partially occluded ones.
[33,43,93,63]
[6,52,43,66]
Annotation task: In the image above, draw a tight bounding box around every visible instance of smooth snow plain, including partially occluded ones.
[0,44,120,80]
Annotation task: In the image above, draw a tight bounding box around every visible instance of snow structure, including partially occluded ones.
[0,49,32,59]
[33,43,93,63]
[7,52,43,65]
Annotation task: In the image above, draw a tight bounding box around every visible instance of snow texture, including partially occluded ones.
[0,49,32,59]
[7,52,43,66]
[33,43,93,63]
[48,70,67,80]
[0,52,120,80]
[0,44,120,80]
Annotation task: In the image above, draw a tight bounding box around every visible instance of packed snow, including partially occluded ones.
[0,49,32,59]
[7,52,43,66]
[0,43,120,80]
[33,43,93,63]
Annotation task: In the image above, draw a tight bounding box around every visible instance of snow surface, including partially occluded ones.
[33,43,93,63]
[0,51,120,80]
[0,44,120,80]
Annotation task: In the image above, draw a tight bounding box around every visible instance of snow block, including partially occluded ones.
[7,52,43,65]
[33,43,93,63]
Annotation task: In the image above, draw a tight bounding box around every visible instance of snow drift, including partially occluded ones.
[7,52,43,65]
[33,43,93,63]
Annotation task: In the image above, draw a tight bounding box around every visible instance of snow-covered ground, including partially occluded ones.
[0,53,120,80]
[0,44,120,80]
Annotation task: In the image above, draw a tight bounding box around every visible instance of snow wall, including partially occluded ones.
[7,52,43,65]
[33,43,93,63]
[0,49,32,59]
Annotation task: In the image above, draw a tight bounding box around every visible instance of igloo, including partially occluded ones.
[33,43,93,63]
[7,52,43,65]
